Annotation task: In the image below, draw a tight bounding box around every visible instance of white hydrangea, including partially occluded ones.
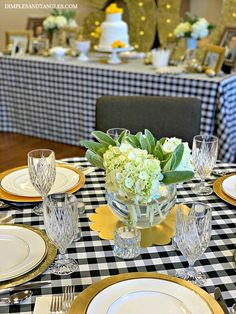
[162,138,193,172]
[162,137,182,154]
[67,19,78,29]
[191,19,209,39]
[43,16,56,30]
[55,16,68,29]
[174,22,192,38]
[103,143,163,204]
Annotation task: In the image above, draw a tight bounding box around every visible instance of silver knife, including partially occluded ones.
[0,281,51,294]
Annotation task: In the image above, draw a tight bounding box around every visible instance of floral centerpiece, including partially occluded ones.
[43,9,78,47]
[174,13,214,51]
[43,9,78,32]
[81,130,194,228]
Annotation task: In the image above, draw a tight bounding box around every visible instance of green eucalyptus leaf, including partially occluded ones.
[144,129,156,153]
[162,170,194,184]
[80,140,108,153]
[92,131,116,146]
[139,135,149,152]
[127,135,141,148]
[159,137,167,145]
[170,143,184,170]
[161,154,173,171]
[153,141,164,160]
[86,150,104,169]
[135,132,143,144]
[117,130,127,144]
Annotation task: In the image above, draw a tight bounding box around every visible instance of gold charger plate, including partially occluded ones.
[213,173,236,206]
[69,272,223,314]
[0,164,85,202]
[0,224,57,290]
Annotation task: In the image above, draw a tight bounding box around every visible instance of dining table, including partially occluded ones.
[0,157,235,314]
[0,54,236,163]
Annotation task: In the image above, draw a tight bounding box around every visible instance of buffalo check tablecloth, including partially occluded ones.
[0,55,236,162]
[0,157,235,314]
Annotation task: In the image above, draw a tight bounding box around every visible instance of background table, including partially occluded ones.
[0,55,236,162]
[1,157,235,314]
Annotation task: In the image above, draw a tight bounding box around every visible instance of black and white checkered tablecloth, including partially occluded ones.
[0,56,236,162]
[1,157,235,314]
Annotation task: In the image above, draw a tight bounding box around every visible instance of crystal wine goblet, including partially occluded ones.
[175,202,212,286]
[191,135,218,195]
[106,128,130,141]
[43,193,79,275]
[28,149,56,215]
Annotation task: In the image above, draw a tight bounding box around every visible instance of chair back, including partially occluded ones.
[96,96,202,145]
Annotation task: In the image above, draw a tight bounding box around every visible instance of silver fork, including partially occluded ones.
[63,286,75,313]
[50,295,63,314]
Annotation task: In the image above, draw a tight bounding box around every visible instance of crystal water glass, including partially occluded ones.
[175,202,212,286]
[191,135,218,195]
[43,193,79,275]
[107,128,130,141]
[28,149,56,215]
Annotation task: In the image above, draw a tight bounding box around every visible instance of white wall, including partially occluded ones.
[190,0,223,23]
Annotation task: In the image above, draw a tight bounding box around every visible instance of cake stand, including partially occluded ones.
[95,46,133,64]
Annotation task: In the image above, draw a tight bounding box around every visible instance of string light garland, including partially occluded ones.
[83,0,235,54]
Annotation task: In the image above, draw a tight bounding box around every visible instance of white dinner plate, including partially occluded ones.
[86,278,211,314]
[1,166,80,197]
[0,225,46,281]
[107,290,190,314]
[221,175,236,200]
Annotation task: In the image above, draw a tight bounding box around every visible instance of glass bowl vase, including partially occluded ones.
[106,184,177,229]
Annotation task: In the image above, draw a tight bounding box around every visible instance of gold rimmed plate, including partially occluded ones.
[0,164,85,202]
[69,272,223,314]
[213,173,236,206]
[0,224,57,290]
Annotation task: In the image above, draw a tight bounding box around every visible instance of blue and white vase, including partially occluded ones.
[186,38,197,51]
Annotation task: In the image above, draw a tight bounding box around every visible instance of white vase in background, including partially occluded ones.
[151,49,171,69]
[50,46,68,60]
[76,40,90,61]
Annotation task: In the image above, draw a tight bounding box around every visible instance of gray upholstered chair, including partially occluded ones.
[96,96,202,145]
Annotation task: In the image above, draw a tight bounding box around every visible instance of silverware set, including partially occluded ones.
[50,286,75,314]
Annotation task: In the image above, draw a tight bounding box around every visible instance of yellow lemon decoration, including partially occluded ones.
[112,40,126,49]
[106,3,123,14]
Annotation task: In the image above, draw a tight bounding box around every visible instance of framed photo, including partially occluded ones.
[65,29,78,48]
[26,16,46,37]
[219,26,236,68]
[29,38,49,55]
[202,45,225,74]
[5,30,33,55]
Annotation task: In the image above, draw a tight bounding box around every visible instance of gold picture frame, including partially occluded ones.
[5,30,33,55]
[29,37,49,55]
[203,44,225,74]
[219,26,236,68]
[26,16,46,37]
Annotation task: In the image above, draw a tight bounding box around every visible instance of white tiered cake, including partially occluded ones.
[98,4,129,51]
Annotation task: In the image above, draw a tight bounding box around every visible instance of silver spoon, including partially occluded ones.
[0,290,32,305]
